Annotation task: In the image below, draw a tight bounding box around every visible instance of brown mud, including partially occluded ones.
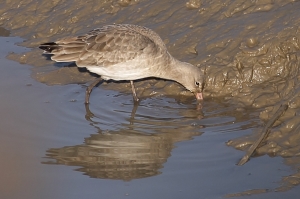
[1,0,300,197]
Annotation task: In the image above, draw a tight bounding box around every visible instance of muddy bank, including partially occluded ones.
[2,0,300,195]
[1,0,299,99]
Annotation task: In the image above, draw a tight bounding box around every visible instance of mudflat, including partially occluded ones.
[1,0,300,198]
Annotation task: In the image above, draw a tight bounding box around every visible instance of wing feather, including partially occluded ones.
[40,24,166,68]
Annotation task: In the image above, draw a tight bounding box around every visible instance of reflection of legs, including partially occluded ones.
[85,78,103,104]
[84,103,102,132]
[130,80,139,102]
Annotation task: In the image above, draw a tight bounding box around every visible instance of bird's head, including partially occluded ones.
[178,63,204,100]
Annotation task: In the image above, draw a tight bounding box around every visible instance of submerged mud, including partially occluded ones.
[2,0,300,194]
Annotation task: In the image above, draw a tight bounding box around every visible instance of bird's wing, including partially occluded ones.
[43,25,162,68]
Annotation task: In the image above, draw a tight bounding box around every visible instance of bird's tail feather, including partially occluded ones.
[39,42,60,53]
[39,38,85,62]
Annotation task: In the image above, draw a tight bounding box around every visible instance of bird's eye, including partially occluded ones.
[195,81,200,86]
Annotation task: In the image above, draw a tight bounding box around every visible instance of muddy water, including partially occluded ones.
[1,0,300,198]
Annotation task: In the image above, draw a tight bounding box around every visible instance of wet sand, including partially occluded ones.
[1,0,300,198]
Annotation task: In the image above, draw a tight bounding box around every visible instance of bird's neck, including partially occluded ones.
[157,55,190,84]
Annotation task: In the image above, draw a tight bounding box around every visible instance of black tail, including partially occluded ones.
[39,42,60,53]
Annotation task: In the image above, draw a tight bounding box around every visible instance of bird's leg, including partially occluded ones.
[129,100,140,125]
[130,80,139,102]
[85,78,103,104]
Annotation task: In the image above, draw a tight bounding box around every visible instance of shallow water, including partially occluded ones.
[2,0,300,198]
[0,36,299,199]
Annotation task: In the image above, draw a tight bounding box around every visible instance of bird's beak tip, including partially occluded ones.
[195,92,203,100]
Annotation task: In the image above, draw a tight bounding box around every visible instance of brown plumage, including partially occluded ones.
[40,24,204,103]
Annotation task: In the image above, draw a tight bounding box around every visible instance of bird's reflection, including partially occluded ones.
[43,99,203,181]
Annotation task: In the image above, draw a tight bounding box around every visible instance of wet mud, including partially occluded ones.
[1,0,300,197]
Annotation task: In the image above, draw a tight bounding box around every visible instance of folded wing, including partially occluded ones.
[39,24,163,68]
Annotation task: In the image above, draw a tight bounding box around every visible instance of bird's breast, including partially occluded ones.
[86,59,153,81]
